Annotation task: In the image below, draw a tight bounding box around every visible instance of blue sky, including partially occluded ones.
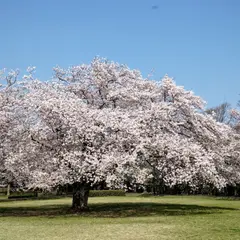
[1,0,240,108]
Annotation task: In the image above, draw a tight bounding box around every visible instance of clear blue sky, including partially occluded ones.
[1,0,240,107]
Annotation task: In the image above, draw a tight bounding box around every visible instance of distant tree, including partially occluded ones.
[231,100,240,133]
[205,102,233,124]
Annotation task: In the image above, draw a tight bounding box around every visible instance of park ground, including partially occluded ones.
[0,194,240,240]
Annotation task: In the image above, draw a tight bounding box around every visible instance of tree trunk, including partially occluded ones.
[157,179,165,195]
[7,184,10,196]
[72,182,90,211]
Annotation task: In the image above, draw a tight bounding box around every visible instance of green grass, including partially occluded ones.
[0,195,240,240]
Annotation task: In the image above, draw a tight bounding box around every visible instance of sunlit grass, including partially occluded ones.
[0,195,239,240]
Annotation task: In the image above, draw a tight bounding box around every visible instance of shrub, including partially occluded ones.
[0,187,7,195]
[89,190,125,197]
[8,192,38,199]
[139,191,154,197]
[7,189,125,199]
[37,192,63,200]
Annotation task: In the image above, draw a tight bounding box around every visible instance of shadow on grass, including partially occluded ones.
[0,202,237,218]
[0,196,66,203]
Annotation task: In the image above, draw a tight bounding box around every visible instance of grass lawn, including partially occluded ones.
[0,194,239,240]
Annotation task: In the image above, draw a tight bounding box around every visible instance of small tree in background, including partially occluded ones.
[205,102,233,124]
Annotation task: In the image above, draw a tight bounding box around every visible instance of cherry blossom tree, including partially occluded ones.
[2,58,240,210]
